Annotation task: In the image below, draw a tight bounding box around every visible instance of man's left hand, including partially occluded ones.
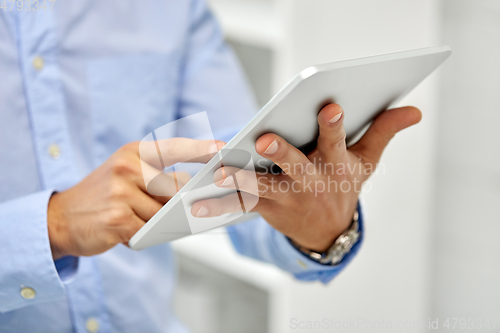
[191,103,421,252]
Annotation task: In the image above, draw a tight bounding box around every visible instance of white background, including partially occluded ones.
[173,1,500,332]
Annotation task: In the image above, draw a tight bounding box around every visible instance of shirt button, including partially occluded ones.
[20,287,36,300]
[48,144,61,160]
[86,318,100,333]
[32,56,45,71]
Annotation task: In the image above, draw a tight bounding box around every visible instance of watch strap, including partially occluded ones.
[289,208,361,265]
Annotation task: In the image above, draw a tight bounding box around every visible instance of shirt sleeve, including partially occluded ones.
[0,190,77,313]
[227,206,364,284]
[175,0,258,139]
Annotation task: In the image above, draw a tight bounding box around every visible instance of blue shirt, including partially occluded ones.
[0,1,363,332]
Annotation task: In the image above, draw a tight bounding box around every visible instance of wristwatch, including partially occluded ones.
[289,208,361,265]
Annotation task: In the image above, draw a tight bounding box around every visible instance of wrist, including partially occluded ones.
[47,193,72,260]
[292,217,353,253]
[289,209,361,265]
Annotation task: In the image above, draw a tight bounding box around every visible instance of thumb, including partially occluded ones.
[349,106,422,167]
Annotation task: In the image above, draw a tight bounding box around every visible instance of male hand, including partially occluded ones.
[191,104,421,252]
[48,138,225,260]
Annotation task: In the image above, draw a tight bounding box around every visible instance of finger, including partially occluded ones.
[255,134,315,181]
[316,104,347,162]
[349,106,422,168]
[139,138,225,169]
[158,138,226,165]
[213,167,283,200]
[111,151,187,204]
[107,153,167,206]
[120,213,148,244]
[138,160,187,199]
[168,171,191,187]
[126,186,164,221]
[191,192,259,218]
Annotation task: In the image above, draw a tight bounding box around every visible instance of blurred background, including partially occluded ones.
[172,0,500,332]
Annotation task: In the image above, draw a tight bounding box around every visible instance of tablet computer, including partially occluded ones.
[129,45,451,250]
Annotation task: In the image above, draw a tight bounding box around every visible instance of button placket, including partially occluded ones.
[19,11,80,191]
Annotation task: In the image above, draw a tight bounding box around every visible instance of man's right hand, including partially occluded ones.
[47,138,225,260]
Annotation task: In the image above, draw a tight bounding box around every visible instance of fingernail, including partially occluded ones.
[264,140,279,155]
[196,206,209,217]
[328,112,342,124]
[221,176,234,187]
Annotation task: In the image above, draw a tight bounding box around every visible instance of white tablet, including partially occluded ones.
[129,45,451,250]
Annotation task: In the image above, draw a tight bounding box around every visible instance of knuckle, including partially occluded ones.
[196,141,211,159]
[111,156,135,175]
[259,184,271,198]
[257,177,272,198]
[323,133,346,151]
[195,145,204,160]
[104,235,120,248]
[336,135,347,149]
[106,206,133,228]
[122,141,139,153]
[110,182,129,199]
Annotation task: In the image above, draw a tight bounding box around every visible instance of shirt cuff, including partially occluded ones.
[0,190,69,312]
[269,204,364,284]
[54,256,79,283]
